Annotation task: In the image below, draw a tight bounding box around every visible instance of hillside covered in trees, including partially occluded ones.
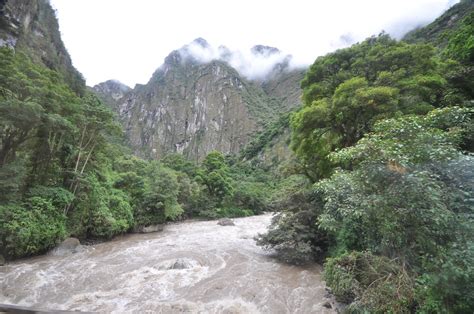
[0,0,473,312]
[257,2,474,312]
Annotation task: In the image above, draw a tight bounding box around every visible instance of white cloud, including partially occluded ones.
[178,40,293,80]
[50,0,458,87]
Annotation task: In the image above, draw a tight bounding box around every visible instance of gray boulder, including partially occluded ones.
[170,258,192,270]
[217,218,235,226]
[50,237,81,256]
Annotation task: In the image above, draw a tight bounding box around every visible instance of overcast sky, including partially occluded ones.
[50,0,458,87]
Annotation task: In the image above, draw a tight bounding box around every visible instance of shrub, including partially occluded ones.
[226,181,269,214]
[324,251,415,313]
[71,174,134,239]
[0,197,66,258]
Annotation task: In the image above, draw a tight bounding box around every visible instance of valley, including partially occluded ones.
[0,0,473,313]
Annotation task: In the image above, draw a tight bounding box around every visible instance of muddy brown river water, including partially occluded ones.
[0,213,335,313]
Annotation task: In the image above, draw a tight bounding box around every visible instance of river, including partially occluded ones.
[0,213,335,313]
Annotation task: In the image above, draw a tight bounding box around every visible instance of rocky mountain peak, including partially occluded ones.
[92,80,132,110]
[164,50,183,66]
[191,37,210,48]
[93,38,306,161]
[251,45,280,56]
[93,80,131,98]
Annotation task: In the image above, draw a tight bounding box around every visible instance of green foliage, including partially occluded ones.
[324,251,415,313]
[197,151,234,204]
[444,12,474,65]
[318,107,471,260]
[227,181,268,214]
[140,162,183,222]
[256,175,329,264]
[256,13,474,312]
[416,234,474,313]
[315,108,473,312]
[161,153,197,177]
[292,34,465,181]
[27,186,74,209]
[0,158,27,202]
[261,105,473,312]
[0,197,66,258]
[240,111,291,160]
[70,174,133,239]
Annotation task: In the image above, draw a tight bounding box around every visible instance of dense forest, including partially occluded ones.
[0,0,473,313]
[257,10,474,314]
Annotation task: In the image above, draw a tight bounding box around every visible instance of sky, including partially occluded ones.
[50,0,458,87]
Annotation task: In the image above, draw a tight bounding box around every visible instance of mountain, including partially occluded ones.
[92,80,131,112]
[95,39,305,161]
[403,0,474,47]
[0,0,85,94]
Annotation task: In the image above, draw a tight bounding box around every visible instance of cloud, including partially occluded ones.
[51,0,459,86]
[177,39,298,81]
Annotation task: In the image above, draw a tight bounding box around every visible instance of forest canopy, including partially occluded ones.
[257,33,474,313]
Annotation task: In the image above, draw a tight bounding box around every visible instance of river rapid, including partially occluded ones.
[0,214,335,313]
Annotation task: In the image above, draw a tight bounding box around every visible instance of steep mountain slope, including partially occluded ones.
[403,0,474,47]
[96,39,305,161]
[0,0,85,94]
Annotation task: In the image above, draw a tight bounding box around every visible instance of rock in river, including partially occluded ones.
[217,218,235,226]
[50,238,81,256]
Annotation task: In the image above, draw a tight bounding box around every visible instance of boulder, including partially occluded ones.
[217,218,235,226]
[170,258,192,270]
[133,224,164,233]
[50,237,81,256]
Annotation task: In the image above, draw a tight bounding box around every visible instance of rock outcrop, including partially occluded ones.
[0,0,85,94]
[92,80,131,112]
[94,39,305,162]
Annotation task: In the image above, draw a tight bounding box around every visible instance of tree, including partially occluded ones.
[197,151,234,204]
[444,12,474,65]
[316,107,473,313]
[292,34,462,181]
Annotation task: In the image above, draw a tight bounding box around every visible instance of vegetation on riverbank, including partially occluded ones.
[0,47,274,259]
[256,24,473,314]
[1,2,473,312]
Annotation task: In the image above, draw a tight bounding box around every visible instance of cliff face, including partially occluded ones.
[96,40,305,161]
[0,0,85,94]
[121,58,259,161]
[92,80,131,112]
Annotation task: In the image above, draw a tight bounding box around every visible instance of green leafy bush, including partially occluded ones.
[292,34,468,181]
[324,251,415,313]
[0,197,66,258]
[256,179,330,264]
[70,174,134,239]
[227,181,269,214]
